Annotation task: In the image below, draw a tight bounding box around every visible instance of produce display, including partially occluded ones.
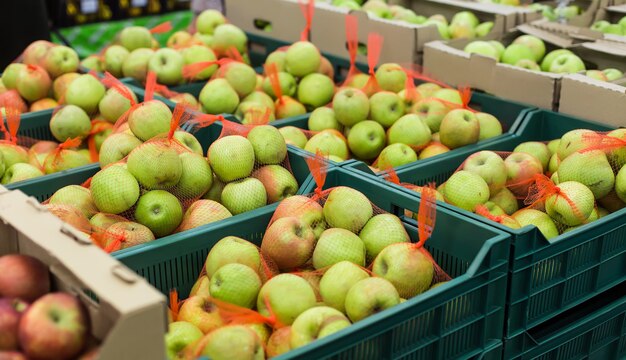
[164,157,449,359]
[330,0,495,39]
[399,129,626,239]
[464,34,624,81]
[0,254,98,359]
[591,16,626,36]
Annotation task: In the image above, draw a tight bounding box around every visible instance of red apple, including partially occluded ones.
[0,255,50,302]
[19,293,89,360]
[0,299,28,351]
[0,351,28,360]
[22,41,54,65]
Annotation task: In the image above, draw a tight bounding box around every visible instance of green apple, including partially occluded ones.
[362,0,391,18]
[181,45,217,81]
[603,68,624,81]
[134,190,183,237]
[49,105,91,142]
[102,45,129,79]
[513,208,559,239]
[557,150,614,199]
[504,152,544,197]
[586,70,608,81]
[545,181,594,226]
[304,130,349,160]
[451,11,479,27]
[196,9,226,35]
[42,45,79,78]
[547,139,560,156]
[375,63,407,93]
[247,125,287,165]
[557,129,595,160]
[209,263,261,308]
[122,48,154,82]
[548,153,560,174]
[264,50,286,72]
[501,44,535,66]
[464,41,499,59]
[205,236,261,277]
[173,131,203,155]
[332,87,370,127]
[211,23,248,56]
[285,41,321,78]
[489,41,505,60]
[242,91,275,110]
[89,212,124,230]
[176,296,224,334]
[119,26,153,51]
[489,187,519,215]
[319,261,370,313]
[515,59,541,71]
[463,151,507,194]
[475,21,494,37]
[347,120,386,160]
[541,49,574,71]
[166,31,192,48]
[196,326,265,359]
[370,91,405,128]
[549,54,586,74]
[290,306,351,349]
[43,148,90,174]
[257,273,317,325]
[199,79,240,115]
[208,135,255,181]
[439,109,480,149]
[262,71,296,99]
[15,64,51,102]
[448,22,476,39]
[127,142,183,189]
[90,165,140,214]
[261,216,316,271]
[148,48,184,86]
[49,185,97,219]
[476,112,503,140]
[174,152,213,199]
[178,199,231,231]
[165,322,203,360]
[65,74,105,114]
[99,85,137,124]
[98,132,143,167]
[215,61,257,99]
[512,35,546,62]
[603,24,624,35]
[80,55,103,72]
[297,73,335,111]
[387,114,431,149]
[411,97,449,133]
[1,163,44,184]
[444,170,490,211]
[221,177,267,215]
[615,166,626,203]
[308,107,341,131]
[323,186,373,232]
[514,141,551,171]
[313,228,366,269]
[432,88,462,105]
[1,63,25,89]
[345,277,400,322]
[371,241,435,299]
[279,126,308,148]
[359,214,409,262]
[376,143,417,169]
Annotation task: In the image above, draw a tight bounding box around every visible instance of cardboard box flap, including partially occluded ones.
[225,0,306,43]
[517,21,601,47]
[580,39,626,56]
[606,3,626,14]
[572,40,626,70]
[559,74,626,127]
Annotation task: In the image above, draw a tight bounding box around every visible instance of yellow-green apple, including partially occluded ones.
[332,87,370,127]
[90,165,140,214]
[119,26,153,51]
[199,78,239,114]
[323,186,373,232]
[257,274,317,325]
[375,63,407,93]
[363,0,391,17]
[278,127,307,148]
[1,64,25,89]
[464,41,499,59]
[544,181,594,226]
[304,130,349,160]
[176,296,223,334]
[262,71,296,99]
[273,195,326,238]
[615,166,626,203]
[98,86,137,123]
[166,31,192,48]
[557,129,595,160]
[189,275,210,298]
[504,152,543,197]
[603,68,623,81]
[266,326,291,357]
[172,152,212,199]
[388,114,432,149]
[476,21,494,37]
[501,44,535,66]
[22,40,54,65]
[122,48,154,82]
[586,70,607,82]
[512,35,545,62]
[549,54,586,74]
[285,41,321,78]
[128,100,172,141]
[547,139,560,156]
[487,41,505,60]
[89,213,125,230]
[15,65,51,102]
[98,132,143,167]
[359,214,409,263]
[558,150,615,199]
[376,143,418,169]
[476,112,502,141]
[1,163,44,184]
[127,142,182,189]
[0,144,28,168]
[275,95,307,119]
[369,91,405,128]
[344,277,400,322]
[49,105,91,142]
[48,185,97,219]
[80,55,103,72]
[42,46,79,78]
[148,48,184,86]
[252,165,298,203]
[165,321,203,360]
[312,228,366,269]
[0,255,49,302]
[347,120,386,160]
[211,23,248,56]
[203,174,225,202]
[297,73,335,110]
[43,146,92,173]
[209,263,262,308]
[463,150,507,194]
[52,72,79,101]
[419,142,449,160]
[65,74,105,114]
[172,131,202,155]
[448,22,475,39]
[489,187,518,215]
[208,135,255,181]
[103,45,129,78]
[308,107,341,131]
[319,261,369,313]
[540,49,573,71]
[261,216,316,271]
[432,88,462,106]
[512,208,559,239]
[242,91,276,112]
[247,125,287,165]
[169,93,200,110]
[0,298,28,351]
[194,325,264,359]
[134,190,183,237]
[548,153,560,175]
[411,98,449,133]
[30,98,58,112]
[221,177,267,215]
[444,170,490,211]
[205,236,261,277]
[18,293,88,360]
[178,200,231,232]
[451,11,479,27]
[439,109,479,149]
[196,9,226,35]
[290,307,351,349]
[215,62,257,98]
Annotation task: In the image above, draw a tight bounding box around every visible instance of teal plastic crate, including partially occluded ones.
[346,109,625,339]
[8,119,314,257]
[503,282,626,359]
[116,167,510,359]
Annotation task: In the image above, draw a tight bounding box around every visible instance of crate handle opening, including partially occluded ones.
[253,19,273,32]
[344,41,367,56]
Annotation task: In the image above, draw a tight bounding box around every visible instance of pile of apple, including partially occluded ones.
[165,185,445,359]
[278,66,504,169]
[591,16,626,36]
[0,41,80,114]
[464,34,624,81]
[80,9,249,88]
[330,0,495,39]
[0,254,98,360]
[427,128,626,239]
[45,112,300,251]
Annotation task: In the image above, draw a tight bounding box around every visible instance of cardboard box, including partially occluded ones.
[423,20,609,109]
[0,187,168,360]
[536,0,610,26]
[310,0,540,65]
[224,0,307,43]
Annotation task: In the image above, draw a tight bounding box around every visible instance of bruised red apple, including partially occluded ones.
[252,165,298,203]
[272,195,326,238]
[15,65,51,102]
[22,41,54,65]
[99,221,155,251]
[260,217,316,271]
[0,351,28,360]
[0,255,49,302]
[0,298,28,350]
[266,326,291,357]
[19,293,89,360]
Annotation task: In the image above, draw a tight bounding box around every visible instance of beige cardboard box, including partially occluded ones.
[423,20,610,109]
[0,187,168,360]
[225,0,307,43]
[597,3,626,23]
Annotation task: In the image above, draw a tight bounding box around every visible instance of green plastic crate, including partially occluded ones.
[503,283,626,359]
[346,109,625,339]
[115,167,510,359]
[8,119,314,257]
